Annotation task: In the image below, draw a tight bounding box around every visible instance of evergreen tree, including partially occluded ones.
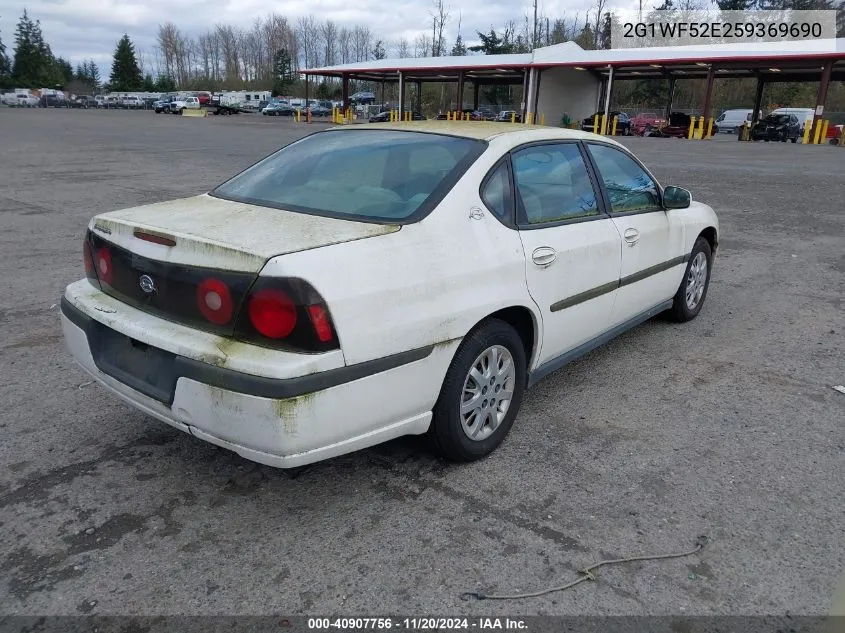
[0,22,11,81]
[468,29,514,55]
[372,40,386,60]
[86,60,101,89]
[109,34,143,91]
[451,34,467,56]
[142,73,156,91]
[155,73,176,92]
[272,48,294,96]
[54,56,73,84]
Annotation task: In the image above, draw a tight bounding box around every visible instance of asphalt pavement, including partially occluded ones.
[0,109,843,618]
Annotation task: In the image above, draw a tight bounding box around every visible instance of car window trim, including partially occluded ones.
[582,140,666,216]
[508,139,611,231]
[478,157,517,228]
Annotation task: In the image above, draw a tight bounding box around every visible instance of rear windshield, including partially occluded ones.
[212,130,486,223]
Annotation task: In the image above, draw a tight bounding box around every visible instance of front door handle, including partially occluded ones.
[623,228,640,247]
[532,246,557,267]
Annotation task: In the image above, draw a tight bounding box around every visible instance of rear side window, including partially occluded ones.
[586,144,661,214]
[511,143,600,225]
[213,130,485,222]
[480,162,512,222]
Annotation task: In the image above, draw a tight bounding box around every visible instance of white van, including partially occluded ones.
[714,109,754,134]
[769,108,815,133]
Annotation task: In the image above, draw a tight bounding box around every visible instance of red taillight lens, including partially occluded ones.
[95,246,113,285]
[307,304,334,342]
[248,288,297,339]
[197,277,234,325]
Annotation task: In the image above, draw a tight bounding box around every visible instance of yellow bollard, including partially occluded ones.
[446,111,451,121]
[697,115,704,140]
[821,119,830,143]
[688,116,696,140]
[802,119,812,143]
[592,114,598,134]
[813,119,823,144]
[540,113,545,126]
[599,114,606,135]
[707,117,714,139]
[511,112,516,124]
[464,112,469,121]
[611,115,618,136]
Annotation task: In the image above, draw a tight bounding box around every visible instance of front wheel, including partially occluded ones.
[668,237,713,322]
[430,320,527,462]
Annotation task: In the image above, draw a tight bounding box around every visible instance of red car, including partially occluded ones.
[197,92,211,105]
[630,112,667,136]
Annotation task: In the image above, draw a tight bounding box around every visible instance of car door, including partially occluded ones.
[509,142,622,368]
[584,142,686,326]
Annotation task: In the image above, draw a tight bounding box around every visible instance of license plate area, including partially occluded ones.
[89,321,178,404]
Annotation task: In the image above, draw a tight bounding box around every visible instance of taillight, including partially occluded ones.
[95,245,113,286]
[234,278,338,352]
[83,237,98,286]
[307,305,333,343]
[248,288,297,338]
[197,277,234,325]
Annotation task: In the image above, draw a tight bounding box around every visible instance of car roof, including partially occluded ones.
[341,121,624,147]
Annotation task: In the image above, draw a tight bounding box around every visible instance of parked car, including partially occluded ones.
[581,111,631,135]
[713,109,754,135]
[122,96,144,109]
[197,92,211,106]
[651,112,693,138]
[60,123,718,468]
[169,96,201,114]
[310,101,333,117]
[496,111,522,123]
[369,111,425,122]
[768,107,815,134]
[39,94,66,108]
[154,97,175,113]
[751,113,801,142]
[262,102,293,116]
[71,95,98,109]
[630,112,667,136]
[101,96,120,109]
[4,93,39,107]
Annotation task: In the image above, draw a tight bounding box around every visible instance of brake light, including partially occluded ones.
[248,288,297,339]
[234,278,338,352]
[83,238,97,283]
[95,246,113,285]
[197,277,234,325]
[307,305,333,342]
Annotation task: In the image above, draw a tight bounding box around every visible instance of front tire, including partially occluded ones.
[668,237,712,322]
[430,320,527,462]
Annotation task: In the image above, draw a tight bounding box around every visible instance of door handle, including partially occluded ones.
[532,246,557,267]
[623,228,640,246]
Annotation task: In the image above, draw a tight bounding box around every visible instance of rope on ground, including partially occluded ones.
[460,535,708,601]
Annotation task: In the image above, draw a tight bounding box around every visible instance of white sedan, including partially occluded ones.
[61,122,719,468]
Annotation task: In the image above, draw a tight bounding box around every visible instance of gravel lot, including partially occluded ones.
[0,109,843,618]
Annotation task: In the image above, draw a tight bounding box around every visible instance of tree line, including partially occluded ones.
[1,0,843,110]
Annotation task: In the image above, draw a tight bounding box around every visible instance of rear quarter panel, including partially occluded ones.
[259,143,540,366]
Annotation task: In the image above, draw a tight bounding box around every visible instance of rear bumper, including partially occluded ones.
[60,288,456,468]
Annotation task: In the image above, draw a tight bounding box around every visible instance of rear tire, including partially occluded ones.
[430,319,527,462]
[668,237,712,323]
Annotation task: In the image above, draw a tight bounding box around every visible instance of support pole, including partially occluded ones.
[602,65,614,135]
[810,60,833,138]
[701,65,715,125]
[665,76,676,121]
[456,71,465,112]
[752,75,765,129]
[415,80,422,116]
[521,68,530,122]
[341,74,349,112]
[473,83,480,111]
[398,71,405,120]
[304,75,310,122]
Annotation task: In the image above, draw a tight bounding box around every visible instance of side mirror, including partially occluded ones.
[663,186,691,210]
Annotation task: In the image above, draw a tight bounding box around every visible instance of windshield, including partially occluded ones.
[212,130,486,223]
[763,114,791,123]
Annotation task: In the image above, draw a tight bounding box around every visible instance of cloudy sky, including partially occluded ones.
[0,0,609,71]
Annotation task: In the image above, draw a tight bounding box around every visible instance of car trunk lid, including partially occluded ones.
[91,193,400,273]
